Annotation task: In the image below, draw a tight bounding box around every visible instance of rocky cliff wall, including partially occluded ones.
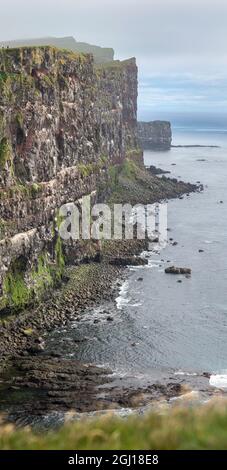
[137,120,172,150]
[0,46,139,312]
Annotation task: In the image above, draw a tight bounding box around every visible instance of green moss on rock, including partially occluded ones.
[0,137,11,168]
[3,258,30,310]
[1,235,65,313]
[54,235,65,280]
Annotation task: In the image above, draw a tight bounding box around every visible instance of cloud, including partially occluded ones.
[138,71,227,119]
[1,0,226,117]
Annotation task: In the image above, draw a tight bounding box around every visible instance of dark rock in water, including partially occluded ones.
[165,266,191,275]
[199,249,204,253]
[109,257,148,267]
[137,121,172,150]
[220,201,224,204]
[177,280,182,283]
[172,242,178,246]
[106,317,114,322]
[147,165,171,175]
[137,277,143,282]
[203,372,211,378]
[172,145,219,149]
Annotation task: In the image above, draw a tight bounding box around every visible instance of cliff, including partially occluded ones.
[0,36,114,64]
[0,46,139,313]
[137,120,172,150]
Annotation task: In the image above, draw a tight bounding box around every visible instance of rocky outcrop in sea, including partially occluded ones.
[137,120,172,150]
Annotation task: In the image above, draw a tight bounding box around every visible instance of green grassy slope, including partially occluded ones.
[1,401,227,450]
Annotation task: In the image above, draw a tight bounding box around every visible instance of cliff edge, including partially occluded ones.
[0,36,114,64]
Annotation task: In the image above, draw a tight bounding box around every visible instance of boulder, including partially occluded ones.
[165,266,191,275]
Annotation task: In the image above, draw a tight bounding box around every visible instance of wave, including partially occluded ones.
[210,374,227,389]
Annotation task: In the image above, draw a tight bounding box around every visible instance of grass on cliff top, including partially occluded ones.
[1,401,227,450]
[0,45,88,68]
[0,45,84,56]
[95,58,136,74]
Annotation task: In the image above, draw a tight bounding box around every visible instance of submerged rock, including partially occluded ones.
[147,165,171,175]
[165,266,191,275]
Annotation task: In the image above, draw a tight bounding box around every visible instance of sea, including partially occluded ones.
[1,123,227,428]
[47,124,227,396]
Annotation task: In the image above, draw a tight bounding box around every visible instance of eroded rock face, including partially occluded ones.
[0,47,140,312]
[137,121,172,150]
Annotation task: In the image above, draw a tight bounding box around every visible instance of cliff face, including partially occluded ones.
[137,121,172,150]
[0,47,139,312]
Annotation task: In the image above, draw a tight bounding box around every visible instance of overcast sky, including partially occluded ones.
[1,0,227,124]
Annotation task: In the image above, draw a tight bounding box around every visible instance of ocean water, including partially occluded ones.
[47,127,227,390]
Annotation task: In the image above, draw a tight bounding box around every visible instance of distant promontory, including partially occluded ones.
[137,121,172,150]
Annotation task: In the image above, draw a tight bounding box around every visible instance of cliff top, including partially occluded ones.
[0,36,114,64]
[0,46,136,76]
[138,120,171,126]
[0,45,92,74]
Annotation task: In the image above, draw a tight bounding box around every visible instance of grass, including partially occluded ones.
[1,401,227,450]
[1,233,65,312]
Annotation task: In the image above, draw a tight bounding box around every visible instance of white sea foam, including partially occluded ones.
[127,302,142,307]
[116,281,130,310]
[210,374,227,389]
[174,371,198,377]
[129,263,159,271]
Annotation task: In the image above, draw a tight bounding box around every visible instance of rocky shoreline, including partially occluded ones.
[0,166,198,360]
[0,167,200,425]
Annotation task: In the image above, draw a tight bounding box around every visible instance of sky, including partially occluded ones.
[1,0,227,126]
